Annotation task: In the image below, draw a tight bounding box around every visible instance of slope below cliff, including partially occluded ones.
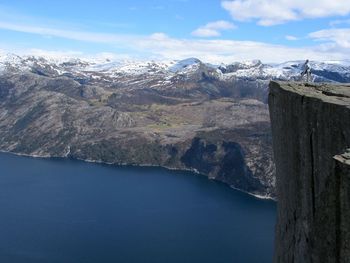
[269,81,350,262]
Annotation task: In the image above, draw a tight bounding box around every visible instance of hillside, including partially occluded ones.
[1,54,350,198]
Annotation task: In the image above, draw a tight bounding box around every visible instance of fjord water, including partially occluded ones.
[0,152,275,263]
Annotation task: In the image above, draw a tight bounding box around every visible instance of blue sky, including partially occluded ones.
[0,0,349,62]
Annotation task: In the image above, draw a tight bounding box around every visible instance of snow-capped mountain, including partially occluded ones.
[0,53,349,106]
[220,59,350,82]
[0,53,277,198]
[1,53,348,198]
[168,58,202,73]
[1,53,349,84]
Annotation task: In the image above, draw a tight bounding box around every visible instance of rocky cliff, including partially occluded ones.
[269,81,350,262]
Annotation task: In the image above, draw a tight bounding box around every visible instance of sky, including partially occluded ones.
[0,0,349,63]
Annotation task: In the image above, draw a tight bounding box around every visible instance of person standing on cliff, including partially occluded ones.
[301,59,311,82]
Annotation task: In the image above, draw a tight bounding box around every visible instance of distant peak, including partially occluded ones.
[168,58,202,73]
[177,58,202,64]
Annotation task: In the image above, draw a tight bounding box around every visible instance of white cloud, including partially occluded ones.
[0,20,349,63]
[133,33,350,63]
[309,28,350,48]
[149,32,169,41]
[24,49,133,62]
[285,35,299,41]
[192,20,236,37]
[329,19,350,27]
[0,21,136,44]
[222,0,350,26]
[28,49,83,58]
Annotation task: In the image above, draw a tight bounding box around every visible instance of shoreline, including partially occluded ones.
[0,149,275,201]
[230,185,276,201]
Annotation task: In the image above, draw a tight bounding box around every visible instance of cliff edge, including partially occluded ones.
[268,81,350,263]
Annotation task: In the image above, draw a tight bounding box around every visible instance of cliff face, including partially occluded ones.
[269,81,350,263]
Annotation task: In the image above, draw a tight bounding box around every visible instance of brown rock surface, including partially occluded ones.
[269,81,350,263]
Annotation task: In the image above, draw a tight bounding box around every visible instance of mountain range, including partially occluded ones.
[1,53,349,199]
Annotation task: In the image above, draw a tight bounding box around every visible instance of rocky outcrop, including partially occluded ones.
[334,150,350,261]
[269,81,350,262]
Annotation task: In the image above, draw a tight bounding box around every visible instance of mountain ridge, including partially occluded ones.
[0,54,349,199]
[1,53,350,83]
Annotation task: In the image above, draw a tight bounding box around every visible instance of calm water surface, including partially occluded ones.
[0,152,276,263]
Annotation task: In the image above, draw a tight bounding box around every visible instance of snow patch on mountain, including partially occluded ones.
[168,58,201,73]
[0,53,349,83]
